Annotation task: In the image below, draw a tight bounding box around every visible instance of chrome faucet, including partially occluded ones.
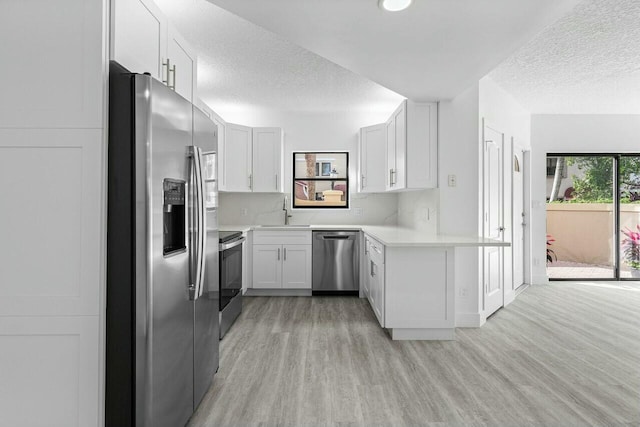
[283,196,292,225]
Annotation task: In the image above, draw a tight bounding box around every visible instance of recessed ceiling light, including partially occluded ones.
[378,0,412,12]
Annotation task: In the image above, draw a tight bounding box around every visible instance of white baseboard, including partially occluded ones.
[531,274,550,285]
[504,290,516,306]
[456,312,483,327]
[244,289,312,297]
[389,328,455,340]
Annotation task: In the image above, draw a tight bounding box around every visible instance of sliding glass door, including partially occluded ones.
[618,155,640,279]
[546,154,640,281]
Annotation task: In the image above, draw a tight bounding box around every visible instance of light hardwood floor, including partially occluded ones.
[189,282,640,426]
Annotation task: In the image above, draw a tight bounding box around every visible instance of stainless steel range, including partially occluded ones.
[219,231,245,338]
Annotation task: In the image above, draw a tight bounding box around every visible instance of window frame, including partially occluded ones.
[292,151,350,210]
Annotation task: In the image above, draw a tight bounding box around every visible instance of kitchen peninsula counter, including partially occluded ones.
[220,224,508,248]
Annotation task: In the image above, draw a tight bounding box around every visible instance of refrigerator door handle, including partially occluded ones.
[195,146,207,297]
[189,145,206,300]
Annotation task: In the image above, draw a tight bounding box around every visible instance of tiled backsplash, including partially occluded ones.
[218,192,399,226]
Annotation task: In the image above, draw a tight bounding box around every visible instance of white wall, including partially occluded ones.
[438,83,482,326]
[217,109,399,226]
[530,114,640,283]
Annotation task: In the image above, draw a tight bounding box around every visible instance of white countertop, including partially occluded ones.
[220,224,508,248]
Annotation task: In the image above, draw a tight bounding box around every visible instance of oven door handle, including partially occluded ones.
[219,236,246,251]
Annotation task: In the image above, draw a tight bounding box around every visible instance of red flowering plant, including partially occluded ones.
[621,225,640,270]
[546,234,557,263]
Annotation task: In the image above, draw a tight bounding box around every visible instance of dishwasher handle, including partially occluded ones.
[316,234,357,241]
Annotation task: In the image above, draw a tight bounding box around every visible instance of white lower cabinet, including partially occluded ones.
[253,244,282,288]
[365,235,385,326]
[252,231,312,289]
[282,245,312,289]
[362,233,455,340]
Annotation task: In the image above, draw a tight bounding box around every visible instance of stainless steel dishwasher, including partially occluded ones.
[312,231,360,295]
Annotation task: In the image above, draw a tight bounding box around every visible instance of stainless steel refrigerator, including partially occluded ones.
[106,61,219,427]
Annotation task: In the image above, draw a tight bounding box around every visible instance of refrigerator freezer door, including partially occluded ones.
[134,75,194,427]
[192,106,220,409]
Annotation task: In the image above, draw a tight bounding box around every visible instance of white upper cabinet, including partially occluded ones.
[405,101,438,189]
[252,128,283,193]
[359,124,387,193]
[221,125,283,193]
[359,100,438,193]
[223,123,253,192]
[0,0,105,129]
[386,103,407,190]
[167,24,197,103]
[111,0,197,102]
[111,0,166,80]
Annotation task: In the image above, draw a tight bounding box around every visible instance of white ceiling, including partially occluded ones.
[489,0,640,114]
[154,0,405,118]
[205,0,582,101]
[156,0,639,118]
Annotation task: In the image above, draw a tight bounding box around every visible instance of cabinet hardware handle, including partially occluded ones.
[498,226,505,232]
[275,174,278,191]
[362,174,366,188]
[389,169,393,186]
[284,247,287,261]
[249,174,253,190]
[162,59,170,86]
[169,63,176,90]
[370,260,375,277]
[277,248,280,260]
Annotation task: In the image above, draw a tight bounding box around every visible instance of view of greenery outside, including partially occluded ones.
[552,156,640,203]
[546,155,640,279]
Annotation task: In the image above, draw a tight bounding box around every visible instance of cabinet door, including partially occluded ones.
[385,118,395,191]
[0,0,104,128]
[111,0,167,81]
[252,128,283,193]
[359,124,386,193]
[362,240,371,298]
[224,123,253,192]
[392,102,407,190]
[252,245,282,288]
[211,114,226,189]
[167,24,197,103]
[369,259,385,326]
[0,316,100,427]
[0,129,103,316]
[282,245,312,289]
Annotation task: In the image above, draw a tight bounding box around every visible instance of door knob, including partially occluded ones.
[498,226,505,231]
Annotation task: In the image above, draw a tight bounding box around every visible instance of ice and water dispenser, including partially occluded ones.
[162,179,186,256]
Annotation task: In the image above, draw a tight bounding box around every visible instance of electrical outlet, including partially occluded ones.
[353,207,363,216]
[533,257,540,267]
[241,208,248,216]
[459,288,468,298]
[448,174,457,187]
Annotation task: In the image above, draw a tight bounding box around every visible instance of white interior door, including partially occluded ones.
[513,146,526,290]
[483,124,504,317]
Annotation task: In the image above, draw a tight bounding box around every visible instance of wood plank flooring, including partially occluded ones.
[188,282,640,426]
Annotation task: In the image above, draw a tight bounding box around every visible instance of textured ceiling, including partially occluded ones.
[205,0,581,101]
[154,0,404,119]
[490,0,640,114]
